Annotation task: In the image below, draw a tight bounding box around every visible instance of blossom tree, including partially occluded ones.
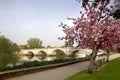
[59,0,120,74]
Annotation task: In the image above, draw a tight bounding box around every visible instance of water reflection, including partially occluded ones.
[19,52,67,63]
[19,55,58,62]
[1,53,70,67]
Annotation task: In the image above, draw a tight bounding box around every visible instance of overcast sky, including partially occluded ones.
[0,0,82,47]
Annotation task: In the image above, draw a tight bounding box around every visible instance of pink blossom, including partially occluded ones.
[59,0,120,53]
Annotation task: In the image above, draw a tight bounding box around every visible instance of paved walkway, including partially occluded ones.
[109,53,120,60]
[6,53,120,80]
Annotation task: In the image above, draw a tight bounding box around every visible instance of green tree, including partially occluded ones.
[77,0,120,19]
[113,0,120,19]
[0,36,19,53]
[27,38,43,49]
[76,0,108,7]
[0,36,19,67]
[113,9,120,19]
[47,45,52,48]
[19,45,27,49]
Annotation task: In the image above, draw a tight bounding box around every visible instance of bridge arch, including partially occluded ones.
[52,49,66,56]
[36,51,47,56]
[70,50,80,57]
[36,51,47,60]
[26,51,34,56]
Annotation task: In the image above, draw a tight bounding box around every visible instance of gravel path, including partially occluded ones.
[6,53,120,80]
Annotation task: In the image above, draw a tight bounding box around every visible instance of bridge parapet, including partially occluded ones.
[19,48,92,56]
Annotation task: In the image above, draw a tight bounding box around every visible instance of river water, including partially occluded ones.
[19,55,67,62]
[1,54,74,67]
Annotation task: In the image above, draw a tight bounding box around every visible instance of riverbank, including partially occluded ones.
[0,58,89,80]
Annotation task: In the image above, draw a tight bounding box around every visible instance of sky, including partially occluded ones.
[0,0,81,47]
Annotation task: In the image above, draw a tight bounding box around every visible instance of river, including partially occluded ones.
[0,54,74,67]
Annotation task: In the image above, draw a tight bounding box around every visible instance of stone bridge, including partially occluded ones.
[19,47,92,56]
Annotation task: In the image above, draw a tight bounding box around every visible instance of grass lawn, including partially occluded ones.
[65,57,120,80]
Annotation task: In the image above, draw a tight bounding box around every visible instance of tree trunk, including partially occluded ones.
[87,47,98,74]
[106,51,110,62]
